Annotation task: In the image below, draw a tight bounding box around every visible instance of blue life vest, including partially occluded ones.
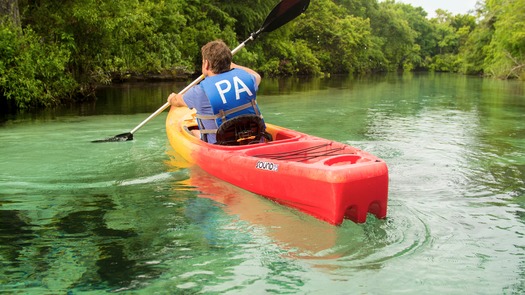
[196,68,263,142]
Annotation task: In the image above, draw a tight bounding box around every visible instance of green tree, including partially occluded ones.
[23,0,193,88]
[334,0,379,18]
[428,9,476,72]
[395,3,436,70]
[484,0,525,79]
[0,25,77,109]
[3,0,525,111]
[176,0,238,72]
[214,0,275,39]
[292,0,375,74]
[0,0,20,26]
[459,0,524,79]
[369,1,418,71]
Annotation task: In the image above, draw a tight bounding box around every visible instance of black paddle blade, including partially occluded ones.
[256,0,310,37]
[91,132,133,143]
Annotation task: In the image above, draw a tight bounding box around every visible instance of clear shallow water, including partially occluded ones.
[1,73,524,294]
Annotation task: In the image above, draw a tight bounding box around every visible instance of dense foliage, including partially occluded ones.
[0,0,524,110]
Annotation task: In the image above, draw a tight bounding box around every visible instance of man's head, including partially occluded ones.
[201,40,232,75]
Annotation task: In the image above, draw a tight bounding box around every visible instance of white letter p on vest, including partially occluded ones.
[215,80,231,104]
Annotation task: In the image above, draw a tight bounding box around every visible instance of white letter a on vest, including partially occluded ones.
[233,76,253,100]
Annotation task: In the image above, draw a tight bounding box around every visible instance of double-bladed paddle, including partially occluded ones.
[92,0,310,143]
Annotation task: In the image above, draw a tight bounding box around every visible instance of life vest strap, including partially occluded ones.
[200,129,218,134]
[195,100,261,121]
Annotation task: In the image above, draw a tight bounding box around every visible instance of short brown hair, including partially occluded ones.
[201,40,232,74]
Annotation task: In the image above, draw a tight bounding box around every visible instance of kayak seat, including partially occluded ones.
[216,114,272,146]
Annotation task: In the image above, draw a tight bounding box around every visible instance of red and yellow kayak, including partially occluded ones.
[166,106,389,225]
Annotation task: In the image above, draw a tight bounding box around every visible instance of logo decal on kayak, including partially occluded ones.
[256,161,278,172]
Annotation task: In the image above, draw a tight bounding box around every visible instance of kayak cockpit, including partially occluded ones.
[182,119,303,147]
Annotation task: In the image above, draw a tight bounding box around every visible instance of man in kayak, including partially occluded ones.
[167,40,264,144]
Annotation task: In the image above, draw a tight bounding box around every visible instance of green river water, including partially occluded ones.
[1,73,524,294]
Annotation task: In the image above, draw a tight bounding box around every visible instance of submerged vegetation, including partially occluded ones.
[0,0,524,110]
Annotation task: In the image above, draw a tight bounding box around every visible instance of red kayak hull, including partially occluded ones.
[166,107,388,225]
